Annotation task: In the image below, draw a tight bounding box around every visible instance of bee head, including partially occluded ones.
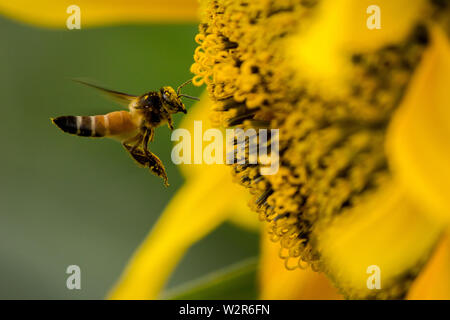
[160,86,187,114]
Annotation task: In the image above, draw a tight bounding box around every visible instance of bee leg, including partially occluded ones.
[146,151,169,187]
[143,128,169,186]
[123,133,148,167]
[122,133,143,153]
[167,115,174,130]
[137,128,152,156]
[124,129,169,186]
[149,129,155,142]
[126,147,169,186]
[142,127,155,145]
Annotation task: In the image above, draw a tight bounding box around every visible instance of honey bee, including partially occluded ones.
[51,79,198,186]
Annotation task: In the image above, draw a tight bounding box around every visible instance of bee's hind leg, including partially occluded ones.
[122,133,148,167]
[141,127,155,148]
[124,128,169,187]
[127,148,168,187]
[145,150,169,187]
[142,128,168,186]
[122,133,143,153]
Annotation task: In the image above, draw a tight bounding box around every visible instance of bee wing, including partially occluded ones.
[72,79,137,107]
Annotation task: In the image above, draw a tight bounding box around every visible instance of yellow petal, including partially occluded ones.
[228,200,260,232]
[386,26,450,223]
[0,0,198,28]
[260,228,342,300]
[289,0,426,93]
[408,231,450,299]
[108,166,237,299]
[314,181,444,299]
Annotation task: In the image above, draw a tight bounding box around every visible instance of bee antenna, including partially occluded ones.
[176,79,193,96]
[179,94,200,101]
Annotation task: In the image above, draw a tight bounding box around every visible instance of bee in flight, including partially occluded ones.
[52,79,198,187]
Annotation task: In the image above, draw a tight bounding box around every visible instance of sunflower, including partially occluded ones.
[4,0,449,300]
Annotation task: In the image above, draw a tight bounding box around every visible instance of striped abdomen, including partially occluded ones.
[52,111,138,138]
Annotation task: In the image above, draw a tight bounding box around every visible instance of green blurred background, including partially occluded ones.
[0,16,259,299]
